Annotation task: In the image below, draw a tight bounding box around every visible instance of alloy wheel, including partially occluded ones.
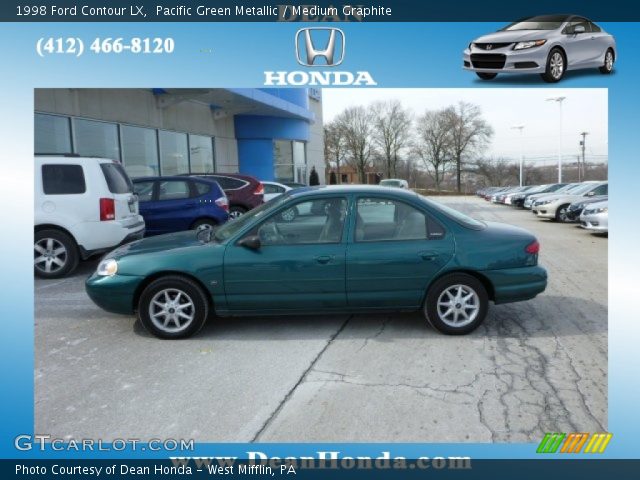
[605,51,613,71]
[148,288,195,333]
[558,207,569,222]
[550,52,564,79]
[229,210,243,220]
[34,238,67,274]
[436,284,480,328]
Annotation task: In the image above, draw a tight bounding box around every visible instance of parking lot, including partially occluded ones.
[35,195,607,443]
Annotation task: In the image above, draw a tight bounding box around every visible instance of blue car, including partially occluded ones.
[132,176,228,236]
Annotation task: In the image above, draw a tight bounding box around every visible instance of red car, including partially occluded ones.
[190,173,264,219]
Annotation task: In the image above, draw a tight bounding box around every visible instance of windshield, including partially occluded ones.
[214,194,289,242]
[420,197,485,230]
[501,15,567,31]
[571,183,603,196]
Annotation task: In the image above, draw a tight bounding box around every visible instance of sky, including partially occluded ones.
[321,88,608,166]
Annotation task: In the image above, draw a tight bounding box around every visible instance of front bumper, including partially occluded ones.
[85,273,144,315]
[483,265,548,304]
[531,204,557,219]
[580,212,608,232]
[463,44,548,74]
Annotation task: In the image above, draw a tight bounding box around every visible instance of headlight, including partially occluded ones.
[595,207,608,213]
[97,258,118,276]
[469,42,474,49]
[513,40,547,50]
[537,199,553,206]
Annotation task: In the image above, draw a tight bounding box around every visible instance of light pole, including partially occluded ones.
[580,131,589,181]
[511,125,525,186]
[546,96,566,183]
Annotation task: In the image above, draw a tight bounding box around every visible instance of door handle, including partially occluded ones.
[419,251,439,261]
[315,255,333,264]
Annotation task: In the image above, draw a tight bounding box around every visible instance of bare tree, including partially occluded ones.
[474,157,518,186]
[446,102,493,193]
[414,108,454,190]
[370,100,412,178]
[323,121,346,183]
[335,106,374,183]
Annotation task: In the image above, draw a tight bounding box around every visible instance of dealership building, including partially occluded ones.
[34,88,324,184]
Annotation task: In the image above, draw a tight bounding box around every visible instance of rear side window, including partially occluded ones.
[41,164,86,195]
[194,181,211,196]
[158,180,190,201]
[590,184,608,196]
[100,163,133,194]
[212,176,246,190]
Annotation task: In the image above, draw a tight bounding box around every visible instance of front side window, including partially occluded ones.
[157,180,190,201]
[41,164,86,195]
[253,197,348,246]
[589,184,608,196]
[134,181,155,202]
[356,197,433,242]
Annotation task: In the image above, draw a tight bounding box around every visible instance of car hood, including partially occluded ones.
[570,196,608,208]
[537,194,583,204]
[474,30,552,44]
[107,231,210,259]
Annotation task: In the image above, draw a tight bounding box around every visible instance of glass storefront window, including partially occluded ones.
[293,141,307,184]
[35,114,71,154]
[121,125,159,178]
[189,134,215,173]
[73,118,120,160]
[159,130,189,176]
[274,140,294,182]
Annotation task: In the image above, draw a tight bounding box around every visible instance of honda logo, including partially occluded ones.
[486,44,493,50]
[295,28,345,67]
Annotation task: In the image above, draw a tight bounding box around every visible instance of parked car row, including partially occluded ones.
[476,180,608,234]
[35,155,301,278]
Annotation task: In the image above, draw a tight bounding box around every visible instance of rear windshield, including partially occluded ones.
[100,163,133,194]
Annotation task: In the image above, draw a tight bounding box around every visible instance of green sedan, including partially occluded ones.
[86,186,547,339]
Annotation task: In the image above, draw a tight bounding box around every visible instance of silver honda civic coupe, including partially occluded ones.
[463,14,616,82]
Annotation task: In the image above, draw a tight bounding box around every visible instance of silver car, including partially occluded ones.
[580,200,608,233]
[463,14,616,82]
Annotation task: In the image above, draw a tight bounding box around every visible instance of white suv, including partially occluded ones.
[35,156,145,278]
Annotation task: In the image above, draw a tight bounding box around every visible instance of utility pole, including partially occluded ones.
[580,131,589,182]
[511,125,525,187]
[547,96,566,183]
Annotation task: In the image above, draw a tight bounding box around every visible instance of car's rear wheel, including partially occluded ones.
[555,204,571,222]
[228,206,247,220]
[541,48,565,83]
[476,72,497,80]
[599,49,614,74]
[424,274,488,335]
[191,218,217,230]
[138,276,209,339]
[34,229,79,279]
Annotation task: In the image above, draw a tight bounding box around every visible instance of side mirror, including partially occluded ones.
[238,235,261,250]
[574,25,586,34]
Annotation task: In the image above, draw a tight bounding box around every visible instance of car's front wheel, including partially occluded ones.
[541,48,565,83]
[424,274,488,335]
[34,229,79,279]
[599,49,614,74]
[555,204,571,222]
[138,275,210,339]
[476,72,497,80]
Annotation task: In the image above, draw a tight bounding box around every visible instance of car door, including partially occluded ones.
[587,21,610,65]
[562,18,593,67]
[223,196,349,312]
[138,179,195,235]
[346,196,455,309]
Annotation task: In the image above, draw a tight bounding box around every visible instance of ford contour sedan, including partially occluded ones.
[463,14,616,82]
[86,186,547,339]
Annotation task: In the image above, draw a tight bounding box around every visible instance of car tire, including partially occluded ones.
[228,206,247,220]
[34,229,79,279]
[137,275,210,339]
[541,48,566,83]
[476,72,497,80]
[424,273,488,335]
[599,49,614,74]
[191,218,217,230]
[555,204,571,222]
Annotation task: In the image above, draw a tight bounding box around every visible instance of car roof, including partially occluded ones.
[35,155,117,164]
[133,175,220,185]
[288,185,421,199]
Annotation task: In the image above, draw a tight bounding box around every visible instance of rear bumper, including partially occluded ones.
[483,265,547,305]
[74,216,145,254]
[79,225,145,260]
[580,212,608,232]
[85,273,143,314]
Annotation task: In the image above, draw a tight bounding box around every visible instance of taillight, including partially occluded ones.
[525,240,540,254]
[253,182,264,195]
[100,198,115,221]
[215,197,229,212]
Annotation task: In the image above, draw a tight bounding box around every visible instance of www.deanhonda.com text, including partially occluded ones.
[171,452,472,471]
